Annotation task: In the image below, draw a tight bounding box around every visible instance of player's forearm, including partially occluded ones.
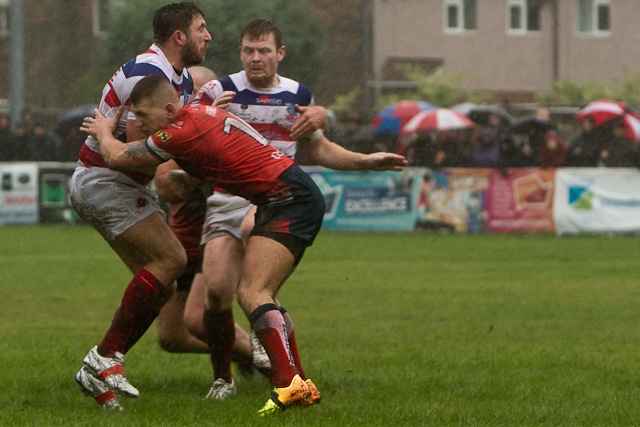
[303,136,369,171]
[98,134,132,170]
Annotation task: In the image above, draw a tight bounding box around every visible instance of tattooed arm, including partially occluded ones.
[81,107,162,171]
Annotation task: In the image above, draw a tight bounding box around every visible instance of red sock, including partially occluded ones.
[250,304,297,388]
[280,308,307,380]
[98,268,171,357]
[203,308,235,383]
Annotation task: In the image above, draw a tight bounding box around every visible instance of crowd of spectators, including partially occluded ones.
[0,109,81,163]
[322,110,640,170]
[3,105,639,169]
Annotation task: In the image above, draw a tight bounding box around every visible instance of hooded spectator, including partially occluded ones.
[538,130,568,168]
[469,128,499,168]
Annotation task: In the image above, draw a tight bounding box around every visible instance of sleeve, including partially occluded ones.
[145,131,175,162]
[192,79,223,106]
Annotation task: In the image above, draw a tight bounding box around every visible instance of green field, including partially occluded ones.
[2,225,640,426]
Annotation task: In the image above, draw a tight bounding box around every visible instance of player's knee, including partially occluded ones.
[165,246,188,279]
[204,285,232,310]
[183,311,203,340]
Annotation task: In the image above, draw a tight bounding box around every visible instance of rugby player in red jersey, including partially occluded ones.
[81,75,406,415]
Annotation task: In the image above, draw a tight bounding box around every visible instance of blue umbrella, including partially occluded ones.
[373,100,435,135]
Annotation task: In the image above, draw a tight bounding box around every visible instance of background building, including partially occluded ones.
[372,0,640,104]
[0,0,639,124]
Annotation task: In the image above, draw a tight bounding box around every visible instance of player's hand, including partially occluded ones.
[80,107,123,141]
[362,152,408,171]
[213,91,236,110]
[290,105,327,141]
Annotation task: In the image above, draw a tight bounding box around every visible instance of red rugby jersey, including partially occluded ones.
[146,104,294,205]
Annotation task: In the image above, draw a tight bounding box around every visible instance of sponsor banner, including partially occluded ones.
[38,163,81,224]
[485,168,555,232]
[304,167,422,231]
[554,168,640,235]
[416,168,491,233]
[0,162,39,224]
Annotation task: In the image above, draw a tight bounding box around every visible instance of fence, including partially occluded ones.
[2,162,639,235]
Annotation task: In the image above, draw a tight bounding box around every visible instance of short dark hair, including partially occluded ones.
[153,2,205,45]
[131,75,175,106]
[240,19,283,49]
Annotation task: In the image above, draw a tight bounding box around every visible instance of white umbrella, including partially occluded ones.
[401,108,476,135]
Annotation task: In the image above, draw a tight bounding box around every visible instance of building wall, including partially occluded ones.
[374,0,640,101]
[558,0,640,84]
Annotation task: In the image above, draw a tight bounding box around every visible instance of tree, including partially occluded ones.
[329,66,495,116]
[70,0,324,105]
[535,79,611,107]
[534,72,640,109]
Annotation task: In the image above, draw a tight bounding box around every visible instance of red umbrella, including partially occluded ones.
[401,108,475,135]
[577,99,627,126]
[373,100,435,135]
[624,112,640,141]
[577,99,640,141]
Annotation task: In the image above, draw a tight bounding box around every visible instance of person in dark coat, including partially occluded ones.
[567,117,602,167]
[469,128,500,168]
[597,119,634,167]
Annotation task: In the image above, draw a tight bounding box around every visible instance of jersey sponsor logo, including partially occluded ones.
[257,95,283,106]
[155,130,171,141]
[234,111,252,120]
[258,95,271,104]
[204,106,219,117]
[285,103,298,122]
[271,150,285,160]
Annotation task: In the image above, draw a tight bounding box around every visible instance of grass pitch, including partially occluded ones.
[1,225,640,426]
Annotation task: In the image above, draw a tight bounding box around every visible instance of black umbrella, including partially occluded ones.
[54,104,97,139]
[452,103,514,127]
[509,116,555,135]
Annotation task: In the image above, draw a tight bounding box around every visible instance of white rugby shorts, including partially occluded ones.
[70,164,164,242]
[200,191,252,245]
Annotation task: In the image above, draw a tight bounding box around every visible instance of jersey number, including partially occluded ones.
[223,117,269,146]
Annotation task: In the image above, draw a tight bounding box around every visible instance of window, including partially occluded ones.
[444,0,477,33]
[578,0,610,34]
[508,0,541,34]
[0,0,9,38]
[92,0,124,37]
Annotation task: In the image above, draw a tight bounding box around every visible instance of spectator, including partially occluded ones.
[30,120,60,161]
[447,129,473,167]
[21,107,36,136]
[58,124,87,162]
[519,124,546,167]
[538,130,568,168]
[567,117,601,167]
[405,133,433,167]
[486,112,511,144]
[469,128,500,168]
[497,134,521,171]
[11,122,31,161]
[436,131,457,166]
[0,114,15,161]
[598,120,634,167]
